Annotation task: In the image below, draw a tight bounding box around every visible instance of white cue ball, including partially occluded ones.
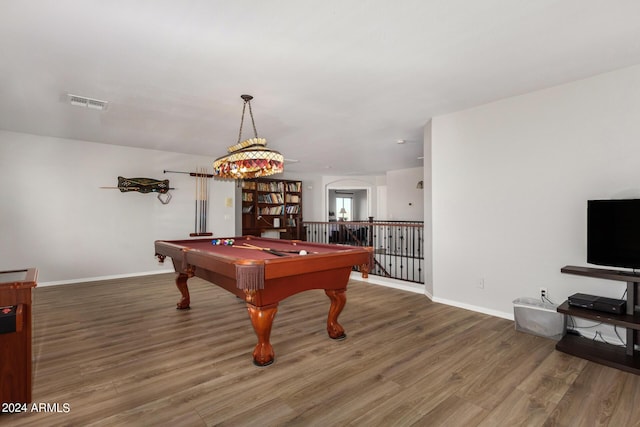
[299,250,308,255]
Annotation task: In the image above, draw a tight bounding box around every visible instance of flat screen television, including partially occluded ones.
[588,199,640,270]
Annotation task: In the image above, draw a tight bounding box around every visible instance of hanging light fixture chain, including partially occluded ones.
[237,94,259,143]
[237,101,247,144]
[247,100,258,139]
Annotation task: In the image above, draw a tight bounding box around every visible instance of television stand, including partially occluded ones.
[557,265,640,374]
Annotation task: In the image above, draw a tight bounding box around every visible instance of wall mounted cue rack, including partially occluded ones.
[164,169,214,237]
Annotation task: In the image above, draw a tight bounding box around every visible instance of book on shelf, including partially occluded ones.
[242,205,253,213]
[259,205,285,215]
[257,193,284,203]
[257,182,284,192]
[285,205,300,214]
[286,182,301,192]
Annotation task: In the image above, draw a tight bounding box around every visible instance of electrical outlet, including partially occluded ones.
[540,288,548,299]
[477,278,485,289]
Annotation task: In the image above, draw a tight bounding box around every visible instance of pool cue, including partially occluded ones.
[203,167,208,232]
[199,167,202,233]
[236,246,310,254]
[250,247,287,256]
[164,169,214,178]
[241,243,264,249]
[203,167,208,233]
[194,166,198,234]
[236,244,287,256]
[198,167,204,234]
[202,167,206,233]
[197,167,202,233]
[239,243,316,254]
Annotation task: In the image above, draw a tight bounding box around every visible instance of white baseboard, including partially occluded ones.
[431,296,513,320]
[351,272,513,321]
[349,272,425,295]
[39,269,175,287]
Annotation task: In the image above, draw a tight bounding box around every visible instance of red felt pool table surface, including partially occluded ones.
[154,236,373,366]
[167,236,342,259]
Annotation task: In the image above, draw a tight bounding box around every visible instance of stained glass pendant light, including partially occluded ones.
[213,94,284,179]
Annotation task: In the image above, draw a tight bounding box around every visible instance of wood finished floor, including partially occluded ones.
[4,273,640,426]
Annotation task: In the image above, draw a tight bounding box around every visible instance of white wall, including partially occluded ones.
[376,185,388,220]
[386,167,424,221]
[423,120,433,296]
[0,131,236,283]
[280,171,324,222]
[431,64,640,319]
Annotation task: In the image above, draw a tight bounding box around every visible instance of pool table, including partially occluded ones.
[154,236,373,366]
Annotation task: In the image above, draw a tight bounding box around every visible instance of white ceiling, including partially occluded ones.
[2,1,640,176]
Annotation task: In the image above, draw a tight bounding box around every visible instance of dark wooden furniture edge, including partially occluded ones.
[558,265,640,374]
[557,301,640,330]
[0,267,37,404]
[561,265,640,283]
[556,334,640,375]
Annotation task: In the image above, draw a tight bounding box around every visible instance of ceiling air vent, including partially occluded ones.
[67,94,108,111]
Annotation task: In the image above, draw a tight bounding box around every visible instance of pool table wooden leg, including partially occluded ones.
[246,303,278,366]
[175,273,191,310]
[325,288,347,339]
[360,263,369,278]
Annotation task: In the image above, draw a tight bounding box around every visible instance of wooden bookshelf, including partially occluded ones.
[241,178,303,240]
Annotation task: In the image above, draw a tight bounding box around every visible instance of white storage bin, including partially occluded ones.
[513,297,566,340]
